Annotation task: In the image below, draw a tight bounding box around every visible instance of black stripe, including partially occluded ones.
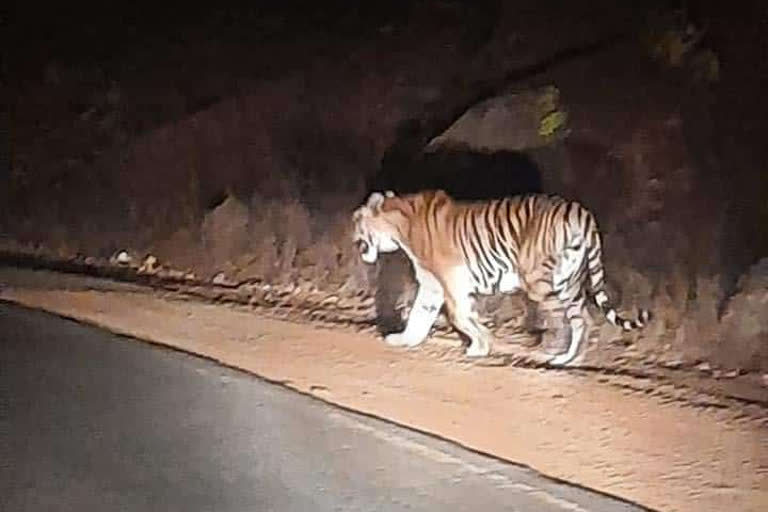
[431,198,441,231]
[457,214,482,284]
[503,199,520,248]
[469,209,496,282]
[562,201,573,225]
[573,265,587,289]
[583,209,593,234]
[525,195,535,220]
[466,212,491,288]
[424,202,435,246]
[494,201,516,264]
[514,198,526,234]
[483,202,510,272]
[452,206,464,249]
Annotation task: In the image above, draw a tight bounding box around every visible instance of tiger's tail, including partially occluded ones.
[585,228,651,331]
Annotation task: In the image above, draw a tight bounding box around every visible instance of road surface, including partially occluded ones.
[1,302,646,511]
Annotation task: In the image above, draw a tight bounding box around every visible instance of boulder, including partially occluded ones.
[424,85,569,153]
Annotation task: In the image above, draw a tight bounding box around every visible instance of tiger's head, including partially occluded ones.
[352,190,407,264]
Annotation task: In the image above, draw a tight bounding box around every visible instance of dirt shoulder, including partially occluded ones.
[1,270,766,512]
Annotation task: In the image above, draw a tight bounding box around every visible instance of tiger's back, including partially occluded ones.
[402,192,596,294]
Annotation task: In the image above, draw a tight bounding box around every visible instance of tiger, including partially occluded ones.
[351,189,651,366]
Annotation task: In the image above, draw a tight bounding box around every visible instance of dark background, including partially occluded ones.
[4,0,768,370]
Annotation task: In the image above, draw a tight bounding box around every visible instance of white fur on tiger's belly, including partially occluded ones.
[497,271,521,293]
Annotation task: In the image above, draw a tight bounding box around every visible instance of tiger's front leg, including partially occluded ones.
[385,269,444,348]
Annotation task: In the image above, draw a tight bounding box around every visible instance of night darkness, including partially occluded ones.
[3,2,768,510]
[6,0,768,342]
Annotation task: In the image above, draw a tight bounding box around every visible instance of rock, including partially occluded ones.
[661,359,684,370]
[110,250,133,266]
[166,269,186,280]
[424,85,569,153]
[201,194,250,268]
[138,254,159,274]
[212,272,237,286]
[719,257,768,371]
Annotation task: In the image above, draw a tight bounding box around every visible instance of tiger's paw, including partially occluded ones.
[384,333,407,346]
[465,343,491,358]
[385,332,424,347]
[548,351,580,367]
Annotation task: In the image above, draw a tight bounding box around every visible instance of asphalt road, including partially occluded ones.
[0,302,647,512]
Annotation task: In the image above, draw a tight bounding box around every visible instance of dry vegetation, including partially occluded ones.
[4,2,767,374]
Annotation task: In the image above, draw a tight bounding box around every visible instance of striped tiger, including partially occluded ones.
[352,189,651,366]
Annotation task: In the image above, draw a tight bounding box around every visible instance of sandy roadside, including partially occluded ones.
[1,284,766,512]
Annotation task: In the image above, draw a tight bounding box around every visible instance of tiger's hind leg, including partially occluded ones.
[532,296,569,354]
[385,268,444,348]
[549,296,588,367]
[543,240,590,366]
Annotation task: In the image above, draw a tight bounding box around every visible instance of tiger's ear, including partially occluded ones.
[384,190,396,198]
[379,194,412,217]
[366,192,387,209]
